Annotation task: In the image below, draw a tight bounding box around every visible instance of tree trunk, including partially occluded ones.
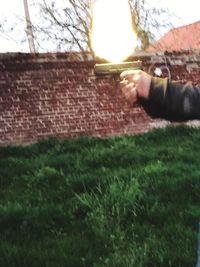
[23,0,36,53]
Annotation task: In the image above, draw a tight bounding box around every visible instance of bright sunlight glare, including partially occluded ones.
[91,0,137,63]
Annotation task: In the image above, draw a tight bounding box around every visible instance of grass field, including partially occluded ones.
[0,126,200,267]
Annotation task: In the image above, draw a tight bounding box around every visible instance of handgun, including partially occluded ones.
[94,60,142,75]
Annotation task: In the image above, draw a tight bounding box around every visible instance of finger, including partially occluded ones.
[126,87,138,105]
[121,82,134,94]
[119,79,128,87]
[121,82,137,103]
[121,81,135,91]
[120,70,140,81]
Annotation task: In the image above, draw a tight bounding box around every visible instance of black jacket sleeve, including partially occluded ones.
[148,77,200,119]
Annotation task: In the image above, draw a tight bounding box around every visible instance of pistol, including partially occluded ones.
[94,60,142,75]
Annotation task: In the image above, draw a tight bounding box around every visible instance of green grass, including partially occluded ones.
[0,125,200,267]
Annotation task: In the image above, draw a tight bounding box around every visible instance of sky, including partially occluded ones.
[0,0,200,53]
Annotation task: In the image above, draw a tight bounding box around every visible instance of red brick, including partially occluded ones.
[0,52,200,144]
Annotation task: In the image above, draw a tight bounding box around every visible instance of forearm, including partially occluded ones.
[148,77,200,119]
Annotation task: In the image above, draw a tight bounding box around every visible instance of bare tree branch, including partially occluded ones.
[0,0,175,53]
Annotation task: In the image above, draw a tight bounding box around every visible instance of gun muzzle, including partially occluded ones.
[94,60,142,75]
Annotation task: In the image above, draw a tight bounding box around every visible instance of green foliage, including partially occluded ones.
[0,125,199,267]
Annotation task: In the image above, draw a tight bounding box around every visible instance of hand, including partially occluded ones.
[120,70,151,105]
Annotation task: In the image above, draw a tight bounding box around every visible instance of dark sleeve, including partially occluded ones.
[148,77,200,119]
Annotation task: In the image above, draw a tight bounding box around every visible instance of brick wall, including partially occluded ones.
[1,51,200,144]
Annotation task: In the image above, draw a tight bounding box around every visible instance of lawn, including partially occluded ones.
[0,126,200,267]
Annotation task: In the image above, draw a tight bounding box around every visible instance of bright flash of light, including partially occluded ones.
[91,0,137,63]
